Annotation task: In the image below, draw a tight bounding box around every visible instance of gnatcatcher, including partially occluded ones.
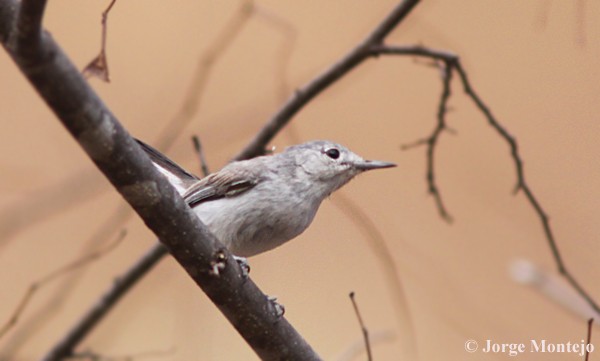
[137,139,395,257]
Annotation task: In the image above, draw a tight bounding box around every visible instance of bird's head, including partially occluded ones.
[284,140,396,196]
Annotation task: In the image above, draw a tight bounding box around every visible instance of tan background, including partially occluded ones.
[1,0,599,360]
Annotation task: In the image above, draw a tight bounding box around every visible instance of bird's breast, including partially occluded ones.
[191,186,321,257]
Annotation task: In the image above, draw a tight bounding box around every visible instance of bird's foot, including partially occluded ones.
[268,295,285,318]
[233,255,250,279]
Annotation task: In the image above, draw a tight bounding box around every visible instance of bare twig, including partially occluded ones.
[191,135,210,177]
[585,318,593,361]
[0,170,105,247]
[332,194,416,358]
[0,207,133,359]
[453,62,599,314]
[372,43,600,315]
[335,330,395,361]
[42,243,167,361]
[349,292,372,361]
[82,0,117,82]
[252,5,297,101]
[156,0,254,152]
[0,230,125,340]
[375,47,458,221]
[233,0,421,161]
[400,60,453,222]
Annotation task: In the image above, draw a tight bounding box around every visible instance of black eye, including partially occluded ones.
[324,148,340,159]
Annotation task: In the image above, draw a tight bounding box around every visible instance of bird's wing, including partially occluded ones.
[136,138,262,207]
[135,139,199,194]
[183,164,261,208]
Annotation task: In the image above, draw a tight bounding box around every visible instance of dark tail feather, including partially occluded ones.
[135,138,199,181]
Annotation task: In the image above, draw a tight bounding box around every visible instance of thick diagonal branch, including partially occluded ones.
[0,1,320,360]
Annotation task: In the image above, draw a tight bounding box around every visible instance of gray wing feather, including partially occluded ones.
[183,162,262,207]
[137,138,264,207]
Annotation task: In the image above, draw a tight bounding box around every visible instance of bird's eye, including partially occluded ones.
[324,148,340,159]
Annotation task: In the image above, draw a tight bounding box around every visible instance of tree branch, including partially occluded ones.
[42,243,167,361]
[0,0,320,359]
[0,231,124,340]
[349,292,372,361]
[15,0,46,48]
[585,318,593,361]
[372,43,600,315]
[401,59,453,221]
[233,0,421,161]
[331,193,416,358]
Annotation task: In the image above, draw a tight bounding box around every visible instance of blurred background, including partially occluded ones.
[1,0,599,360]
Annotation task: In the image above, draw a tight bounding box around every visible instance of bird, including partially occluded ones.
[136,139,395,257]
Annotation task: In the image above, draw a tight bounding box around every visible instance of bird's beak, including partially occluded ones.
[354,160,396,171]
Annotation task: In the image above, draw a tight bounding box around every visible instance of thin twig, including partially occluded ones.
[233,0,421,161]
[82,0,117,82]
[372,43,600,315]
[349,292,372,361]
[585,318,593,361]
[452,62,599,314]
[155,0,254,152]
[42,243,168,361]
[0,230,125,340]
[380,48,456,221]
[335,330,396,361]
[332,193,416,358]
[252,5,297,101]
[191,135,210,177]
[0,208,133,360]
[418,60,453,222]
[0,170,105,247]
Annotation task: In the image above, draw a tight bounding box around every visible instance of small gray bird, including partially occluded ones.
[137,140,395,257]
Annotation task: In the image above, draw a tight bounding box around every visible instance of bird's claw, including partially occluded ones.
[268,295,285,318]
[233,255,250,279]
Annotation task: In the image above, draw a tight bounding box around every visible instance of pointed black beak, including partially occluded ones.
[354,160,396,171]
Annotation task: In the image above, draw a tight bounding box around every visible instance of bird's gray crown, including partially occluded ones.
[279,140,395,195]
